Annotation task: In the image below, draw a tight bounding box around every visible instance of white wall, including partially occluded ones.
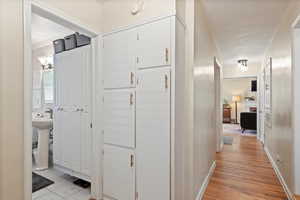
[32,45,54,110]
[37,0,103,33]
[193,0,218,198]
[223,62,259,78]
[293,28,300,195]
[0,0,24,199]
[263,0,300,195]
[102,0,176,33]
[223,78,257,123]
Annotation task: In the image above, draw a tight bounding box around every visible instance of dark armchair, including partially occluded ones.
[240,112,257,133]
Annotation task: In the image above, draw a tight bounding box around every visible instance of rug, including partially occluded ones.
[223,136,234,145]
[32,172,54,193]
[223,123,257,136]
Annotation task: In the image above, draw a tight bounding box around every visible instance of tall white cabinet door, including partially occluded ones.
[55,49,83,107]
[61,109,82,172]
[80,112,92,176]
[103,29,137,89]
[103,145,135,200]
[53,110,64,166]
[136,68,171,200]
[104,90,135,148]
[137,18,171,69]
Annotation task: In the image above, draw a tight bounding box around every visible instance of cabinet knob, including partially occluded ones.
[130,93,134,105]
[130,72,134,85]
[165,48,169,63]
[165,74,168,89]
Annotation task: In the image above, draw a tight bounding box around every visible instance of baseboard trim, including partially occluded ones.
[195,161,216,200]
[264,147,295,200]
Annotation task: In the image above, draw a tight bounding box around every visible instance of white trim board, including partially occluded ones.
[264,147,295,200]
[195,161,216,200]
[102,12,187,36]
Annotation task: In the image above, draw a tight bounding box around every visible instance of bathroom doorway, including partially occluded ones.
[24,2,102,200]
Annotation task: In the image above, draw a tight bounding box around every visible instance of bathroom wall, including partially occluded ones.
[223,78,257,123]
[262,0,300,194]
[193,0,218,198]
[102,0,176,33]
[0,0,24,199]
[37,0,103,33]
[32,44,54,110]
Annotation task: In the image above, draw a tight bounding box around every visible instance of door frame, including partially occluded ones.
[214,57,223,152]
[222,75,260,139]
[23,1,102,200]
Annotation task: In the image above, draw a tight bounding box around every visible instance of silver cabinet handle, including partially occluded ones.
[130,93,134,105]
[130,72,134,85]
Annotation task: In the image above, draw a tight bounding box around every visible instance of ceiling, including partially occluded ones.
[31,13,74,48]
[202,0,291,68]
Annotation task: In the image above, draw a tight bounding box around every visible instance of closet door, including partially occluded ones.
[137,18,171,69]
[61,108,82,172]
[53,110,63,166]
[104,89,135,148]
[80,46,92,176]
[103,145,135,200]
[103,29,137,89]
[136,68,171,200]
[80,112,92,176]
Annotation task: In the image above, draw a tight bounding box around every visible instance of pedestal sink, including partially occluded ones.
[32,117,53,171]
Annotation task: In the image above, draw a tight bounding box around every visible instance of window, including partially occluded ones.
[43,70,54,104]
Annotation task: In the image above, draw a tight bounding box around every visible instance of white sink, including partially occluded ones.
[32,118,53,129]
[32,117,53,170]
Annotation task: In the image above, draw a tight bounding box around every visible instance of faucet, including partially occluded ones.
[45,108,53,119]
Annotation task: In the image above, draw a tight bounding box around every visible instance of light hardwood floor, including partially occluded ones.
[203,133,288,200]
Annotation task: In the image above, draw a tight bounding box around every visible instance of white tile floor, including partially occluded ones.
[32,168,91,200]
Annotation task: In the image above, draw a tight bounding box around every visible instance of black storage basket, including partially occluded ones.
[53,39,65,54]
[64,34,77,51]
[75,33,91,47]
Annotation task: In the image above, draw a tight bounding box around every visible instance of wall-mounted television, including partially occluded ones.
[251,80,257,92]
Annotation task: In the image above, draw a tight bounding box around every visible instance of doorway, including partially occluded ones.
[23,2,101,200]
[222,76,258,142]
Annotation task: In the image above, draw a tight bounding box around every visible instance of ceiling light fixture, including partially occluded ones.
[238,59,248,72]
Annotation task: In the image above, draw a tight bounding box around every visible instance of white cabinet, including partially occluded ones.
[103,29,137,89]
[136,68,171,200]
[103,145,135,200]
[102,16,186,200]
[137,18,171,69]
[104,90,135,148]
[54,46,92,180]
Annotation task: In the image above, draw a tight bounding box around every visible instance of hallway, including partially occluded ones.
[203,133,287,200]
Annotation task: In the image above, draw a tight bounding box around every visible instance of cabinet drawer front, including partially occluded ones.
[137,18,171,69]
[103,145,135,200]
[103,29,137,89]
[104,89,135,148]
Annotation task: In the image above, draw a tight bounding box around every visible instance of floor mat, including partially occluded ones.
[32,172,54,193]
[223,136,234,145]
